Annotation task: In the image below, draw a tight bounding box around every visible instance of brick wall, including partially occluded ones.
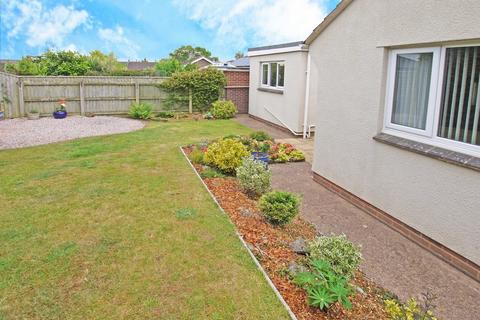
[224,70,249,114]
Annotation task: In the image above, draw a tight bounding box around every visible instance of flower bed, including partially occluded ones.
[182,144,390,320]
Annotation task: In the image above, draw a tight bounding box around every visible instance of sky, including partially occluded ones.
[0,0,341,62]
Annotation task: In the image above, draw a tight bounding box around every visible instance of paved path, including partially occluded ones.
[272,163,480,320]
[236,115,480,319]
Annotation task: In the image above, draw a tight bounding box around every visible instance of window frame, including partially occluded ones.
[260,61,285,89]
[383,43,480,157]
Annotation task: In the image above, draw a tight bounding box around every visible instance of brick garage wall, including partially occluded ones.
[224,70,249,114]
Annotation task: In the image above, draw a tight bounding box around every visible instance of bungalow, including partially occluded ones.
[249,0,480,281]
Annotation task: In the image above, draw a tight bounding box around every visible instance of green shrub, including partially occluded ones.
[308,234,362,279]
[250,131,272,142]
[200,167,225,179]
[188,149,205,164]
[210,100,237,119]
[204,139,249,174]
[294,259,354,310]
[289,150,305,161]
[157,111,175,118]
[259,191,300,226]
[129,102,153,119]
[236,157,271,198]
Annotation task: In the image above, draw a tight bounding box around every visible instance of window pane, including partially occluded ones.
[438,46,480,146]
[262,64,268,85]
[391,53,433,130]
[278,64,285,87]
[270,63,277,87]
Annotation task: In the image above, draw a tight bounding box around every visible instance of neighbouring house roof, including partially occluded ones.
[228,57,249,68]
[120,61,156,70]
[305,0,353,45]
[189,56,214,66]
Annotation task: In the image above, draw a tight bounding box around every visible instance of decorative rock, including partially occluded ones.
[287,262,308,275]
[356,286,366,296]
[289,237,308,255]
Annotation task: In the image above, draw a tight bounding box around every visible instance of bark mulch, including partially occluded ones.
[185,151,389,319]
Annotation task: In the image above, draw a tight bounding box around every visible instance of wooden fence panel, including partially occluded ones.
[0,72,178,118]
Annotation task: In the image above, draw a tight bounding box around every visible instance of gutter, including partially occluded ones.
[302,52,312,139]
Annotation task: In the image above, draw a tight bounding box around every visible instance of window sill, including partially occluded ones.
[373,133,480,172]
[257,87,284,94]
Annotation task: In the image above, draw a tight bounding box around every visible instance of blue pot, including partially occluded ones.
[53,111,67,119]
[251,152,269,165]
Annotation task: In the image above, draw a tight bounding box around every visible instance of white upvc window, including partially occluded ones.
[384,43,480,157]
[261,62,285,89]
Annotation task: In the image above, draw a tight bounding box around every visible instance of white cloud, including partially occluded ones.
[173,0,328,49]
[2,0,89,50]
[98,26,140,60]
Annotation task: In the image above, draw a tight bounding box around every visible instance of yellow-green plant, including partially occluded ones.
[259,191,301,226]
[204,139,249,174]
[385,298,437,320]
[211,100,237,119]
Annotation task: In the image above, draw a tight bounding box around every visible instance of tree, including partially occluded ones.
[38,50,92,76]
[235,52,244,59]
[169,45,218,64]
[88,50,125,74]
[155,58,183,76]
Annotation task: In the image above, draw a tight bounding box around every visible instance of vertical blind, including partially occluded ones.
[392,53,433,130]
[438,46,480,146]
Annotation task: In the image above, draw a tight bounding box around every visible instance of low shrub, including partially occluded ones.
[157,111,174,118]
[269,143,305,163]
[129,102,153,119]
[308,234,362,279]
[200,167,226,179]
[188,149,205,164]
[210,100,237,119]
[385,296,437,320]
[259,191,300,226]
[236,157,271,198]
[204,139,249,174]
[294,259,354,310]
[250,131,272,142]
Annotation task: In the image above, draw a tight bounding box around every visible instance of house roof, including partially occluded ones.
[189,56,214,65]
[120,61,156,70]
[228,57,249,68]
[305,0,353,45]
[248,41,305,52]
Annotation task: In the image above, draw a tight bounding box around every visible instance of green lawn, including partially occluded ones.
[0,120,289,320]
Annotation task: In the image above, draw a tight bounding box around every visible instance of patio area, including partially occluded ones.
[237,115,480,320]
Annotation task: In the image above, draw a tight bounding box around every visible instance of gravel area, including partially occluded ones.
[0,116,144,150]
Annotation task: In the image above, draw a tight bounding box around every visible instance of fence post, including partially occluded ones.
[135,82,140,104]
[188,88,193,114]
[18,79,25,117]
[79,81,85,115]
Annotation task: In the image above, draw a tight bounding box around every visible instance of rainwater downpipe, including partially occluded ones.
[302,52,312,139]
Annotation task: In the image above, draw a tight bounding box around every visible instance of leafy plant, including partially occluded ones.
[259,191,300,226]
[155,58,185,77]
[188,149,205,164]
[210,100,237,119]
[250,131,272,142]
[294,259,354,310]
[29,109,39,114]
[236,157,271,198]
[157,111,175,118]
[169,45,218,65]
[160,68,226,112]
[129,102,153,119]
[200,167,226,179]
[385,294,437,320]
[269,143,305,163]
[308,234,362,279]
[204,139,249,174]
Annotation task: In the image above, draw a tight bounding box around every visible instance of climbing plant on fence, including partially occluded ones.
[159,68,226,112]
